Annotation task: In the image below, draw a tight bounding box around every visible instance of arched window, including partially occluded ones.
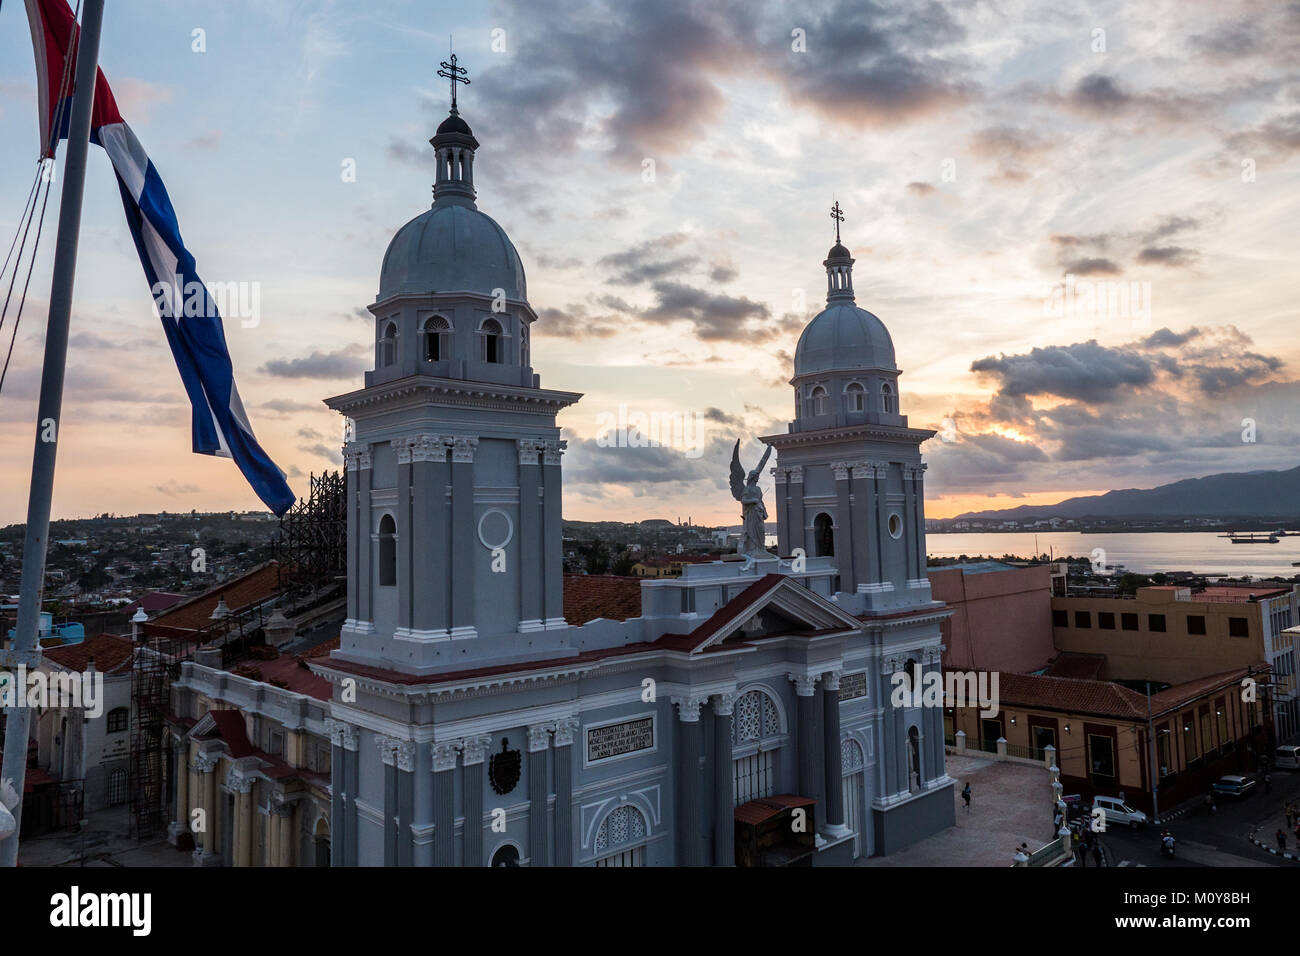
[491,844,521,867]
[907,725,922,792]
[881,382,897,414]
[732,688,783,805]
[814,513,834,558]
[106,707,128,734]
[593,805,648,866]
[811,386,828,416]
[377,514,396,587]
[479,318,503,364]
[108,767,128,806]
[313,817,331,867]
[845,382,865,412]
[423,315,450,362]
[379,321,397,367]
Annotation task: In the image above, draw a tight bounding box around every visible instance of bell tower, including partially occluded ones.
[326,53,582,675]
[763,205,937,611]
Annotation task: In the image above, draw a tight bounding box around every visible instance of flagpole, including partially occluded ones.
[0,0,107,868]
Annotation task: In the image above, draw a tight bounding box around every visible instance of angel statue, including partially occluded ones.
[730,439,774,558]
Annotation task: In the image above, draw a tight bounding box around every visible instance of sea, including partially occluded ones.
[926,531,1300,580]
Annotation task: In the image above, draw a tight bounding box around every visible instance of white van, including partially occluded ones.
[1275,746,1300,769]
[1092,795,1147,829]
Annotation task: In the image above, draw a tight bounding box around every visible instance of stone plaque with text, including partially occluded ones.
[586,716,654,762]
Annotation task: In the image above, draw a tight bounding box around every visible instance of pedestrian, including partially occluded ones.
[1286,805,1294,829]
[1278,829,1287,852]
[1293,822,1299,843]
[1091,842,1102,867]
[1264,773,1272,794]
[962,782,971,812]
[1077,841,1088,867]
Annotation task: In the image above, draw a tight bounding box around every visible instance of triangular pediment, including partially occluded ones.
[687,574,862,653]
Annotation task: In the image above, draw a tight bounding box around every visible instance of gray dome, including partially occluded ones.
[794,302,896,375]
[378,203,526,302]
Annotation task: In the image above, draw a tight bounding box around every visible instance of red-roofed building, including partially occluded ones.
[29,633,136,817]
[950,666,1271,815]
[1052,583,1300,740]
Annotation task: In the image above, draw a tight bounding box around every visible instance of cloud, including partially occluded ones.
[155,479,201,497]
[640,280,772,340]
[1135,246,1199,267]
[906,181,936,196]
[1061,257,1122,276]
[597,233,693,285]
[261,344,367,379]
[971,340,1155,403]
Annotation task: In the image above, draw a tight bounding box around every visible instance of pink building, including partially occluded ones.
[928,562,1058,674]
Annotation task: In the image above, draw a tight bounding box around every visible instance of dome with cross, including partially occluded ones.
[376,54,527,305]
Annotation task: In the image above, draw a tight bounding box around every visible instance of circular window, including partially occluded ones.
[888,513,903,539]
[477,509,514,550]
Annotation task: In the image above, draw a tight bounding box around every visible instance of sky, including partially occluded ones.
[0,0,1297,526]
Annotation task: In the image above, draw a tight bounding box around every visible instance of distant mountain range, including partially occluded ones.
[957,465,1300,521]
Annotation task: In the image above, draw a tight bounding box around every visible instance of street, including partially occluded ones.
[1093,770,1300,868]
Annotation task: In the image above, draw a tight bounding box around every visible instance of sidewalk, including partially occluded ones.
[1247,796,1300,863]
[859,753,1060,866]
[17,805,192,868]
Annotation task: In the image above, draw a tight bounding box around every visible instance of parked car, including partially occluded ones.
[1274,746,1300,770]
[1211,775,1256,797]
[1091,795,1148,829]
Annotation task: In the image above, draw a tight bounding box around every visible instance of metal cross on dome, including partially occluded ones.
[438,52,470,112]
[830,200,845,243]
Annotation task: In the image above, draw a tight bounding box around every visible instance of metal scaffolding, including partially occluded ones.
[275,470,347,611]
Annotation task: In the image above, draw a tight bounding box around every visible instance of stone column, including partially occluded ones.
[712,693,736,866]
[673,696,706,866]
[343,443,363,622]
[773,467,790,555]
[851,463,875,585]
[449,437,478,638]
[411,435,450,637]
[230,772,253,867]
[329,720,359,866]
[925,654,945,782]
[553,717,579,866]
[169,735,189,844]
[274,800,295,867]
[354,447,373,623]
[910,464,929,582]
[517,440,544,630]
[461,735,491,867]
[379,737,398,866]
[396,438,413,634]
[540,441,566,627]
[822,671,847,832]
[432,741,458,866]
[788,466,805,559]
[879,660,899,796]
[832,462,856,591]
[792,675,819,801]
[872,462,890,588]
[191,750,217,863]
[527,723,551,865]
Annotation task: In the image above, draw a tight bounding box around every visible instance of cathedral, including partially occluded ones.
[309,72,954,866]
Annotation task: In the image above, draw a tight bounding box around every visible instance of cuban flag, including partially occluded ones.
[25,0,295,515]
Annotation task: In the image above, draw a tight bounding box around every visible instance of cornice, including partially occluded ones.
[324,374,582,417]
[759,423,937,447]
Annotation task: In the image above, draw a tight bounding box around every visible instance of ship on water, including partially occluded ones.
[1222,531,1280,544]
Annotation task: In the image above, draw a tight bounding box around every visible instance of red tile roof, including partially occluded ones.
[144,563,281,637]
[126,591,187,615]
[42,633,135,674]
[204,710,254,758]
[563,574,643,625]
[995,667,1261,721]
